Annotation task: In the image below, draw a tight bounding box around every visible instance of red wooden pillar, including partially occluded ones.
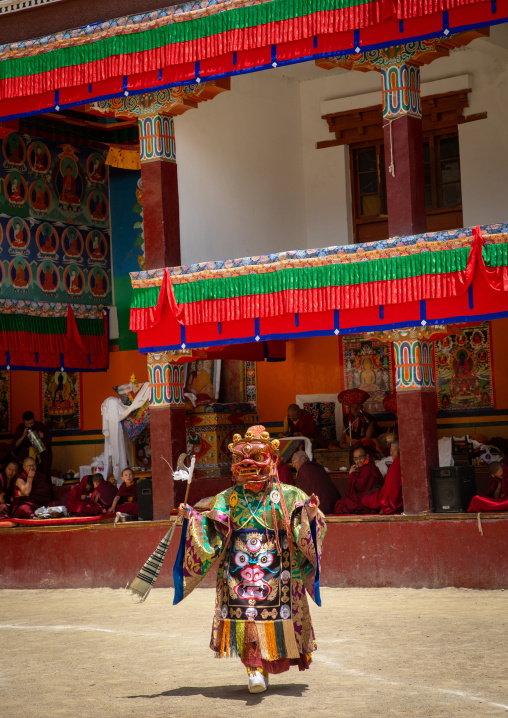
[139,113,181,268]
[146,352,187,519]
[393,336,438,514]
[381,63,427,238]
[139,112,185,518]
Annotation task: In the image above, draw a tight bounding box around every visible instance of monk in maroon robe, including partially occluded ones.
[109,468,138,516]
[334,445,383,515]
[280,404,328,449]
[362,441,403,515]
[0,457,19,519]
[67,475,102,516]
[12,410,53,478]
[11,457,54,519]
[291,451,340,514]
[91,474,117,511]
[468,462,508,512]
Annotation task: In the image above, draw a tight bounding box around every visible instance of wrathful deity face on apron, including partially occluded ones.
[223,529,291,622]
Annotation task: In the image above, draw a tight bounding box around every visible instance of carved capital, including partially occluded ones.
[147,351,186,407]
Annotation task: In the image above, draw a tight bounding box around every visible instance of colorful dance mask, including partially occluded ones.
[228,425,280,486]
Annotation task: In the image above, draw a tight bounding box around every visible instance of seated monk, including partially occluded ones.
[290,450,340,514]
[67,475,102,516]
[277,460,294,486]
[361,440,403,515]
[468,461,508,513]
[339,404,375,449]
[10,457,54,519]
[279,404,328,449]
[0,457,19,519]
[108,467,138,517]
[334,445,383,515]
[91,473,117,511]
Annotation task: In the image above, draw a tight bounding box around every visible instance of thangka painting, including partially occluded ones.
[41,370,82,431]
[341,336,393,415]
[0,132,112,305]
[0,369,10,434]
[184,359,221,407]
[434,324,494,411]
[220,360,257,406]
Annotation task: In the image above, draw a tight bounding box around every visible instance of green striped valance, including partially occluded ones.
[131,245,472,309]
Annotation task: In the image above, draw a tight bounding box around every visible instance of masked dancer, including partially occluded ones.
[175,424,326,694]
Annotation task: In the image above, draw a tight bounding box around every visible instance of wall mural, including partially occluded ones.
[41,370,82,431]
[434,324,494,411]
[0,132,112,305]
[341,336,393,415]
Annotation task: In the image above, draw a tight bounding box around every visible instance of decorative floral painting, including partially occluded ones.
[341,336,393,415]
[434,324,494,411]
[0,369,10,434]
[0,132,112,304]
[41,370,82,431]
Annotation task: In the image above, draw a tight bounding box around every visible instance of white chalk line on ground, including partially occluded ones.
[315,656,508,711]
[0,623,180,638]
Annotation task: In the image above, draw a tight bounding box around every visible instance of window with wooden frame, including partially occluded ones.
[318,89,486,243]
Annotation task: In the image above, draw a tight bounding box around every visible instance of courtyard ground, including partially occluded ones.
[0,587,506,717]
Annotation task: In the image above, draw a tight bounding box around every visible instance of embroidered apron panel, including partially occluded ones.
[222,529,291,622]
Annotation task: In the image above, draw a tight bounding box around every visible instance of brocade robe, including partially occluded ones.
[174,483,326,674]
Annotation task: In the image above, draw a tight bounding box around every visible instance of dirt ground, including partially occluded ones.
[0,587,507,718]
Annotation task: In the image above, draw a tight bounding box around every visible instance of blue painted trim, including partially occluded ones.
[442,10,450,33]
[313,35,318,48]
[2,15,508,122]
[468,284,474,309]
[217,321,222,335]
[310,515,321,607]
[420,299,427,321]
[158,68,163,80]
[195,60,200,80]
[233,51,237,66]
[254,317,261,338]
[59,352,64,369]
[294,312,299,328]
[88,83,92,94]
[137,309,508,352]
[122,75,128,93]
[172,516,188,605]
[492,0,498,14]
[398,19,404,33]
[180,323,186,348]
[379,305,384,320]
[54,89,59,109]
[353,28,360,49]
[0,364,108,372]
[271,44,277,65]
[334,309,340,331]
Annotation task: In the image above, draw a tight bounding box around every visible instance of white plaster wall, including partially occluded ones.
[418,37,508,228]
[297,29,508,246]
[175,71,306,264]
[299,67,380,248]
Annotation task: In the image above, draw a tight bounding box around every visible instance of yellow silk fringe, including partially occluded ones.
[282,619,300,659]
[264,622,278,661]
[236,620,245,658]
